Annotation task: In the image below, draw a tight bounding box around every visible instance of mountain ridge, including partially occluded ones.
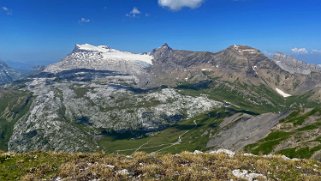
[272,53,321,75]
[1,43,321,159]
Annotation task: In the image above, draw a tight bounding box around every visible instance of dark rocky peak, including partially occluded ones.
[154,43,173,53]
[160,43,172,51]
[151,43,174,60]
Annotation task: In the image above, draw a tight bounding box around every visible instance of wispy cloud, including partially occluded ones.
[79,17,90,24]
[291,48,308,54]
[1,6,12,15]
[158,0,204,11]
[126,7,141,17]
[312,49,321,54]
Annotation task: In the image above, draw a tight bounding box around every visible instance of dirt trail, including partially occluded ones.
[116,120,199,153]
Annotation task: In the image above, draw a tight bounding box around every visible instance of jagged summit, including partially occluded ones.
[153,43,173,52]
[160,43,172,50]
[150,43,174,60]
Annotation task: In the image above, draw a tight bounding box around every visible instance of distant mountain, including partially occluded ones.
[148,44,321,99]
[0,60,22,84]
[272,53,321,75]
[43,44,156,86]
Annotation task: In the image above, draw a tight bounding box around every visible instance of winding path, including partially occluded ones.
[115,120,199,153]
[152,120,198,153]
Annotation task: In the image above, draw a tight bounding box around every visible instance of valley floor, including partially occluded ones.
[0,151,320,181]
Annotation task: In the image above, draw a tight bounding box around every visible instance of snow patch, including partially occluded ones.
[44,43,154,73]
[233,45,258,54]
[275,88,292,98]
[76,44,111,52]
[75,43,154,65]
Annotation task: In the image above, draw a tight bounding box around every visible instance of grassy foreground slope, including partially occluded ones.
[0,151,320,181]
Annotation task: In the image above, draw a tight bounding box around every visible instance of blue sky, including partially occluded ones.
[0,0,320,67]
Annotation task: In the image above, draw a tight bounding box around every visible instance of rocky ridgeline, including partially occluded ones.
[273,53,321,75]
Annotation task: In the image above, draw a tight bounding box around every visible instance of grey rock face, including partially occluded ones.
[273,53,321,75]
[206,112,291,151]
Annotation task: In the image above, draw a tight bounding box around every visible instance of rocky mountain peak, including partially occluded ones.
[218,45,266,69]
[227,45,261,55]
[160,43,172,50]
[151,43,173,60]
[44,43,154,74]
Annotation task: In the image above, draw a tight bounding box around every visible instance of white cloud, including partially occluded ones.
[126,7,141,17]
[1,6,12,15]
[79,17,90,23]
[291,48,308,54]
[158,0,204,10]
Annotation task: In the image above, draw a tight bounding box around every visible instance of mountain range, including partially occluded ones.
[0,43,321,160]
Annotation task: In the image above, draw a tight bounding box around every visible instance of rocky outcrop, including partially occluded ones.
[8,76,222,152]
